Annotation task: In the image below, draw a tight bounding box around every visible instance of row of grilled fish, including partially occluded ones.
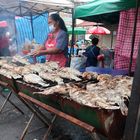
[34,72,133,116]
[0,58,82,87]
[0,57,133,116]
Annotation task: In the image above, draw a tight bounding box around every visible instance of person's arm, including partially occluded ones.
[83,46,91,56]
[32,31,68,56]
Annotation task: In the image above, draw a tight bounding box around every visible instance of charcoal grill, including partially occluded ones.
[0,73,126,140]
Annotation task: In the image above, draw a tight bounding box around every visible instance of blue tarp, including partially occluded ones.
[15,13,49,50]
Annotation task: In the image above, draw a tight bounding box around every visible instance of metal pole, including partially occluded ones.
[30,12,35,39]
[71,8,75,55]
[128,0,139,75]
[0,91,12,113]
[123,43,140,140]
[110,31,113,49]
[20,113,35,140]
[69,8,75,67]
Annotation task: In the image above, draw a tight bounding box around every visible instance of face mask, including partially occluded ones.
[49,24,55,33]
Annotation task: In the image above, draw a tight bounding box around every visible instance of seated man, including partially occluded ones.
[83,37,100,67]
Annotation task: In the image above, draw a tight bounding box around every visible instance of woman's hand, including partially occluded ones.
[31,50,41,57]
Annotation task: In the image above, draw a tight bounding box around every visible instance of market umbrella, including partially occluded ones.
[67,27,86,35]
[77,21,103,27]
[0,21,8,27]
[87,26,110,35]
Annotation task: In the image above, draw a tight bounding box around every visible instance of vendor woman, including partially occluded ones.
[32,13,68,67]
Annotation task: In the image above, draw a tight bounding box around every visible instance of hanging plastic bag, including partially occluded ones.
[70,55,87,71]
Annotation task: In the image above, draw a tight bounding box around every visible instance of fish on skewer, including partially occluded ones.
[0,59,8,66]
[57,71,81,81]
[0,68,22,79]
[35,63,54,72]
[34,84,70,96]
[12,55,30,65]
[60,67,81,76]
[39,72,64,84]
[2,63,17,70]
[23,74,49,87]
[25,64,43,73]
[82,72,98,80]
[45,61,60,70]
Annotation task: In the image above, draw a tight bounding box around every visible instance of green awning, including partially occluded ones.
[67,27,86,34]
[74,0,138,24]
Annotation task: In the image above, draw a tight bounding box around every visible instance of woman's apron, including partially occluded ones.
[45,33,67,67]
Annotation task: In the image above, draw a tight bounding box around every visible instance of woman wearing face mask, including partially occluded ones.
[32,13,68,67]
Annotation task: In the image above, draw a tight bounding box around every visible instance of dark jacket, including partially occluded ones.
[84,45,100,67]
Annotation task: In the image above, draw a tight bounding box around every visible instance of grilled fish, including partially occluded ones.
[23,74,49,87]
[12,55,30,65]
[25,64,43,73]
[57,71,81,81]
[60,67,81,76]
[34,84,69,96]
[97,74,112,81]
[0,68,22,79]
[36,63,53,72]
[45,61,60,69]
[0,59,8,66]
[2,63,17,70]
[82,72,98,80]
[39,72,64,84]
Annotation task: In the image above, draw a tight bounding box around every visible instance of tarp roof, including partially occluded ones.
[74,0,138,24]
[0,0,74,16]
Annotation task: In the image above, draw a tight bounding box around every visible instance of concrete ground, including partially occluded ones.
[0,91,101,140]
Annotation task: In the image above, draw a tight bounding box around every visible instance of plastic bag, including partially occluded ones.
[70,56,87,70]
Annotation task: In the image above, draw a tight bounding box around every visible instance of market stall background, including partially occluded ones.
[0,0,139,140]
[15,13,49,48]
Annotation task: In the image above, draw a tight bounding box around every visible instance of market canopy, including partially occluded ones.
[67,27,86,34]
[0,0,74,16]
[74,0,138,24]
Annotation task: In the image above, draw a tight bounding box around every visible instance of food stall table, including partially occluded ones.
[14,79,125,140]
[0,80,24,114]
[86,66,128,76]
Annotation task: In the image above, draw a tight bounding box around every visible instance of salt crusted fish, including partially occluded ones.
[57,71,81,81]
[82,72,98,80]
[23,74,49,87]
[60,67,81,76]
[39,72,64,84]
[2,63,17,70]
[0,68,22,79]
[0,59,8,66]
[36,63,53,72]
[25,64,43,73]
[12,55,30,65]
[34,84,69,96]
[45,61,60,70]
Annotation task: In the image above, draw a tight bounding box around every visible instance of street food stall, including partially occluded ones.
[0,56,131,140]
[0,0,140,140]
